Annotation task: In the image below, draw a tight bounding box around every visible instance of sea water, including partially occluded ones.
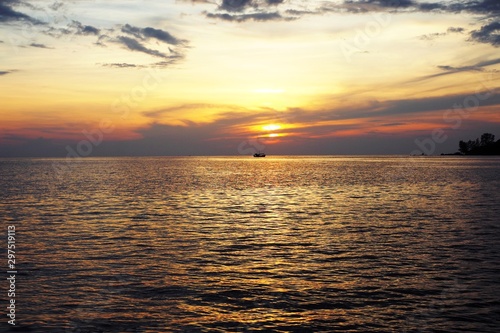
[1,156,499,332]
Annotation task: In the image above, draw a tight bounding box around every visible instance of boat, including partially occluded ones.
[253,152,266,157]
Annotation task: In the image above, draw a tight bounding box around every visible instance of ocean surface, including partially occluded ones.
[1,156,500,332]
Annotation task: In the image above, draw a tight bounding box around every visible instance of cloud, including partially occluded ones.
[115,36,169,58]
[365,0,416,9]
[70,20,100,36]
[101,63,143,69]
[0,0,40,24]
[3,90,500,157]
[1,2,185,68]
[470,21,500,47]
[142,89,500,135]
[112,91,500,155]
[152,59,184,67]
[121,24,184,45]
[411,58,500,82]
[42,20,101,39]
[49,2,64,11]
[219,0,253,12]
[419,32,446,41]
[202,0,436,24]
[363,90,500,118]
[102,24,188,66]
[447,27,465,33]
[205,11,287,22]
[0,70,12,76]
[342,0,500,15]
[419,26,466,41]
[203,0,295,22]
[461,0,500,15]
[143,103,247,119]
[30,42,52,49]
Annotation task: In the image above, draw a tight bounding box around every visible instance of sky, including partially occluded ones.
[0,0,499,157]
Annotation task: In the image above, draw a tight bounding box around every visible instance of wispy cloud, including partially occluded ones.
[205,11,288,22]
[121,24,185,45]
[30,42,52,49]
[115,36,169,58]
[142,89,500,135]
[100,24,189,67]
[419,26,465,41]
[101,63,143,69]
[410,58,500,82]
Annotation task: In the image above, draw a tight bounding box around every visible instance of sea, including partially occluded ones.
[1,156,499,333]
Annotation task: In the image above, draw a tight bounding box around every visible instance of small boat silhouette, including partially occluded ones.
[253,152,266,157]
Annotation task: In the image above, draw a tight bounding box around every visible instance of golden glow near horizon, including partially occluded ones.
[0,0,499,155]
[253,89,286,94]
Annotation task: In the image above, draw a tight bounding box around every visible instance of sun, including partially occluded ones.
[262,124,281,131]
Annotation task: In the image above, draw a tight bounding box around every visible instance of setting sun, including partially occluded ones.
[262,124,282,131]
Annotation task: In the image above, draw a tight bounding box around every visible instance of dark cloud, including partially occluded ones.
[334,90,500,120]
[70,20,100,35]
[417,2,443,11]
[447,27,465,33]
[205,11,286,22]
[462,0,500,14]
[116,36,169,58]
[96,25,187,67]
[363,0,416,8]
[30,42,52,49]
[219,0,253,12]
[342,0,499,14]
[470,21,500,47]
[199,0,499,29]
[0,70,12,75]
[42,21,101,39]
[143,27,182,44]
[437,65,480,72]
[0,1,39,23]
[203,0,294,22]
[122,24,184,45]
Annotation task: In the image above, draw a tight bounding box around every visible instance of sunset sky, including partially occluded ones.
[1,0,499,156]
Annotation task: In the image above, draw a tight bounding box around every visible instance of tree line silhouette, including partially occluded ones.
[458,133,500,155]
